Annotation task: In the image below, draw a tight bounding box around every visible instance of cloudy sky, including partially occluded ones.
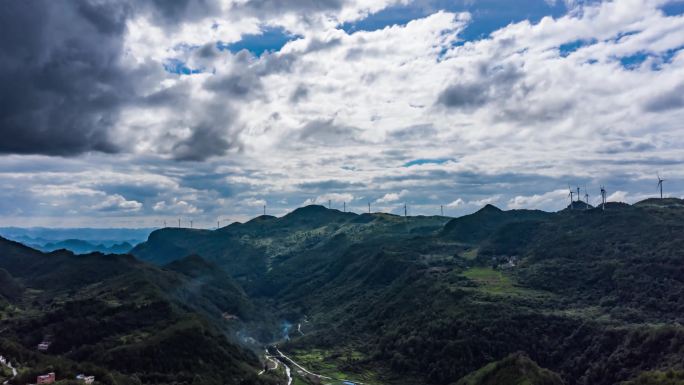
[1,0,683,228]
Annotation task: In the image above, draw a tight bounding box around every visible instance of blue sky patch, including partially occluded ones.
[559,38,597,57]
[341,0,569,42]
[217,26,301,56]
[616,45,684,71]
[661,0,684,16]
[660,45,684,64]
[340,4,424,33]
[609,30,641,43]
[619,52,650,70]
[163,59,202,75]
[403,158,450,167]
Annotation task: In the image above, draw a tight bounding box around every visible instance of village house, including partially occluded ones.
[37,341,50,351]
[77,374,95,384]
[496,255,519,270]
[36,372,55,384]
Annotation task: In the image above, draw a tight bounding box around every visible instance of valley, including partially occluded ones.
[3,1,683,384]
[2,200,684,384]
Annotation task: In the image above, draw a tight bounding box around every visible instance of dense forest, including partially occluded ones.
[2,199,684,384]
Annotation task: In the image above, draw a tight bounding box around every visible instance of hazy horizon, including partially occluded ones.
[2,0,683,227]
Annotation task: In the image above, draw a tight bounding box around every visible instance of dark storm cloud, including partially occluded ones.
[437,83,489,109]
[306,37,342,53]
[77,1,131,34]
[643,83,684,112]
[0,0,359,160]
[205,73,263,97]
[237,0,345,15]
[170,96,242,161]
[139,0,220,26]
[0,0,251,160]
[196,42,221,59]
[436,63,525,110]
[172,125,236,161]
[204,50,296,99]
[0,1,134,156]
[297,119,364,145]
[143,83,190,107]
[256,52,298,75]
[177,173,235,197]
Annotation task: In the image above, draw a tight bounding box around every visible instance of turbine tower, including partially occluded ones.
[440,205,444,216]
[343,202,346,212]
[368,202,371,214]
[263,205,266,216]
[600,186,606,211]
[178,218,181,228]
[568,186,575,209]
[657,173,665,199]
[576,186,581,202]
[329,199,332,209]
[404,203,407,217]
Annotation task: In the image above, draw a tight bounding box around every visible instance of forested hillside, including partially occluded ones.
[4,200,684,385]
[0,238,278,385]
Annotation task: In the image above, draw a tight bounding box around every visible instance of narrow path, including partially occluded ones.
[275,347,332,380]
[284,363,292,385]
[258,350,280,376]
[274,347,366,384]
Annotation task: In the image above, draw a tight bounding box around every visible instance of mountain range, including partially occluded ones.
[2,199,684,384]
[0,227,153,255]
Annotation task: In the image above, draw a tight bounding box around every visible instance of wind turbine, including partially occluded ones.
[657,173,665,199]
[584,186,589,210]
[576,186,581,202]
[600,186,607,211]
[568,186,575,209]
[440,205,444,216]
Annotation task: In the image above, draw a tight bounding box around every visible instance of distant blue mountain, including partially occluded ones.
[0,227,154,254]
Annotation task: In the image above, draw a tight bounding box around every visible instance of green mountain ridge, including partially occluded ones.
[3,198,684,385]
[131,204,452,287]
[0,237,277,385]
[455,352,564,385]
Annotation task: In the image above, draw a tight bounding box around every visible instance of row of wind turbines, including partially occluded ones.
[568,173,667,211]
[567,185,606,210]
[163,174,671,228]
